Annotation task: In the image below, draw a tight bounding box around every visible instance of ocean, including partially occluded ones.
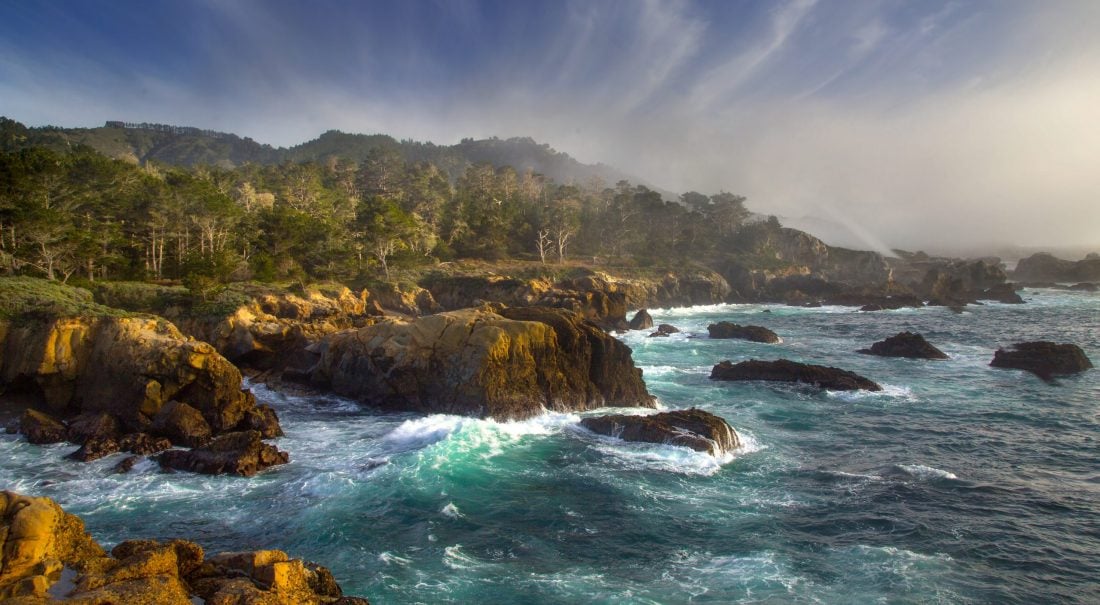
[3,288,1098,604]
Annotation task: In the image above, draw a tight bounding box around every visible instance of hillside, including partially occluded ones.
[0,117,648,189]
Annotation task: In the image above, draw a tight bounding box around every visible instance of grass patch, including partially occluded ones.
[0,277,139,321]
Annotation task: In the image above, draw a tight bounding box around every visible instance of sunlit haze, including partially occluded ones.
[2,0,1098,254]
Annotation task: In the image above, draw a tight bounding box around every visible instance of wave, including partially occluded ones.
[441,502,463,518]
[377,551,412,567]
[579,427,763,476]
[827,384,916,402]
[894,464,958,481]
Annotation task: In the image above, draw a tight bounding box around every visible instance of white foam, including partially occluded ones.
[582,427,763,476]
[827,384,915,402]
[378,551,412,566]
[442,544,490,571]
[896,464,958,481]
[441,502,463,518]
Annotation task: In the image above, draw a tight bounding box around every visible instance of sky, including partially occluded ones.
[1,0,1098,255]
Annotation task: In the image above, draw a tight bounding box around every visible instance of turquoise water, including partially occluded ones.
[3,288,1098,604]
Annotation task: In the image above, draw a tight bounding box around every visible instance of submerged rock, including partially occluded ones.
[990,342,1093,380]
[710,359,882,391]
[580,409,740,456]
[0,490,367,603]
[858,332,948,360]
[628,309,654,330]
[310,307,653,420]
[157,431,289,477]
[707,322,780,343]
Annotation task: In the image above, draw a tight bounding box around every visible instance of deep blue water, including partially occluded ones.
[3,288,1098,604]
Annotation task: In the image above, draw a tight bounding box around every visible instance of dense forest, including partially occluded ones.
[0,117,770,295]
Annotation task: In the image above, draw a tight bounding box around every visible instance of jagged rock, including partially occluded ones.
[157,431,289,477]
[858,332,948,360]
[707,322,780,343]
[647,324,680,338]
[310,307,653,420]
[239,403,284,438]
[0,491,367,603]
[580,409,740,456]
[114,455,141,473]
[628,309,654,330]
[920,260,1008,307]
[710,359,882,391]
[151,400,213,448]
[978,283,1024,304]
[65,412,121,444]
[119,433,173,456]
[66,437,121,462]
[18,409,68,445]
[990,342,1093,380]
[1013,252,1100,283]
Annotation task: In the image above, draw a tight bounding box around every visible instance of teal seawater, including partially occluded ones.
[2,288,1098,604]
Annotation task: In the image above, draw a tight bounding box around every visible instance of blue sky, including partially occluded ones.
[2,0,1098,251]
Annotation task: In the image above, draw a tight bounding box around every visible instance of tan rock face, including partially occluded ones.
[0,491,366,604]
[0,316,279,448]
[312,307,653,420]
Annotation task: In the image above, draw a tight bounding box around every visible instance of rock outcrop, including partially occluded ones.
[648,324,680,337]
[310,307,654,420]
[0,316,283,471]
[989,342,1093,380]
[707,322,780,343]
[1013,252,1100,283]
[710,359,882,391]
[157,430,289,476]
[858,332,949,360]
[628,309,654,330]
[0,490,367,603]
[580,409,740,456]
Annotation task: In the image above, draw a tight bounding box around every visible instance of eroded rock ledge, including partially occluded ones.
[580,408,740,456]
[309,307,654,420]
[0,490,368,604]
[710,359,882,391]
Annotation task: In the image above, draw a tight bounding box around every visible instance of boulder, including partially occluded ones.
[710,359,882,391]
[65,412,121,444]
[990,342,1093,380]
[647,324,680,338]
[151,400,213,448]
[18,409,68,445]
[628,309,654,330]
[580,409,740,456]
[310,307,653,420]
[66,437,121,462]
[858,332,948,360]
[0,490,367,603]
[978,283,1024,304]
[707,322,780,343]
[119,432,173,456]
[157,431,289,477]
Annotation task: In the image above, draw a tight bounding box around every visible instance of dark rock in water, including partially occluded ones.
[708,322,780,343]
[152,400,213,448]
[114,455,141,473]
[628,309,654,330]
[860,304,886,312]
[580,409,740,456]
[858,332,948,360]
[1069,282,1098,292]
[238,403,284,438]
[66,437,121,462]
[157,430,289,476]
[1013,252,1100,283]
[19,409,68,444]
[990,342,1093,380]
[119,432,173,455]
[648,324,680,337]
[978,283,1024,304]
[711,359,882,391]
[66,412,121,444]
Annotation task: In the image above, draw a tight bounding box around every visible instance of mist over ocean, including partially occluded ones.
[4,288,1097,604]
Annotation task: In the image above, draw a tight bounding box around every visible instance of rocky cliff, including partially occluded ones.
[1012,252,1100,283]
[309,307,654,420]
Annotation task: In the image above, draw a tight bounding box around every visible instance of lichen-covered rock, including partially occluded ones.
[1,316,281,459]
[310,307,653,420]
[157,431,289,477]
[990,341,1093,380]
[711,359,882,391]
[0,491,368,603]
[707,322,780,343]
[628,309,654,330]
[858,332,948,360]
[580,409,740,456]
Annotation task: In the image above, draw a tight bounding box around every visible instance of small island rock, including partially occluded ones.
[580,408,740,456]
[648,324,680,337]
[990,341,1093,380]
[711,359,882,391]
[858,332,948,360]
[628,309,654,330]
[707,322,780,343]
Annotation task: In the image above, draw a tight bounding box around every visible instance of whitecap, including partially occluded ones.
[442,544,491,571]
[581,428,762,476]
[441,502,463,518]
[378,551,412,566]
[827,384,915,402]
[895,464,958,481]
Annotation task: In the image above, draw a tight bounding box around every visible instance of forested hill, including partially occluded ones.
[0,117,644,190]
